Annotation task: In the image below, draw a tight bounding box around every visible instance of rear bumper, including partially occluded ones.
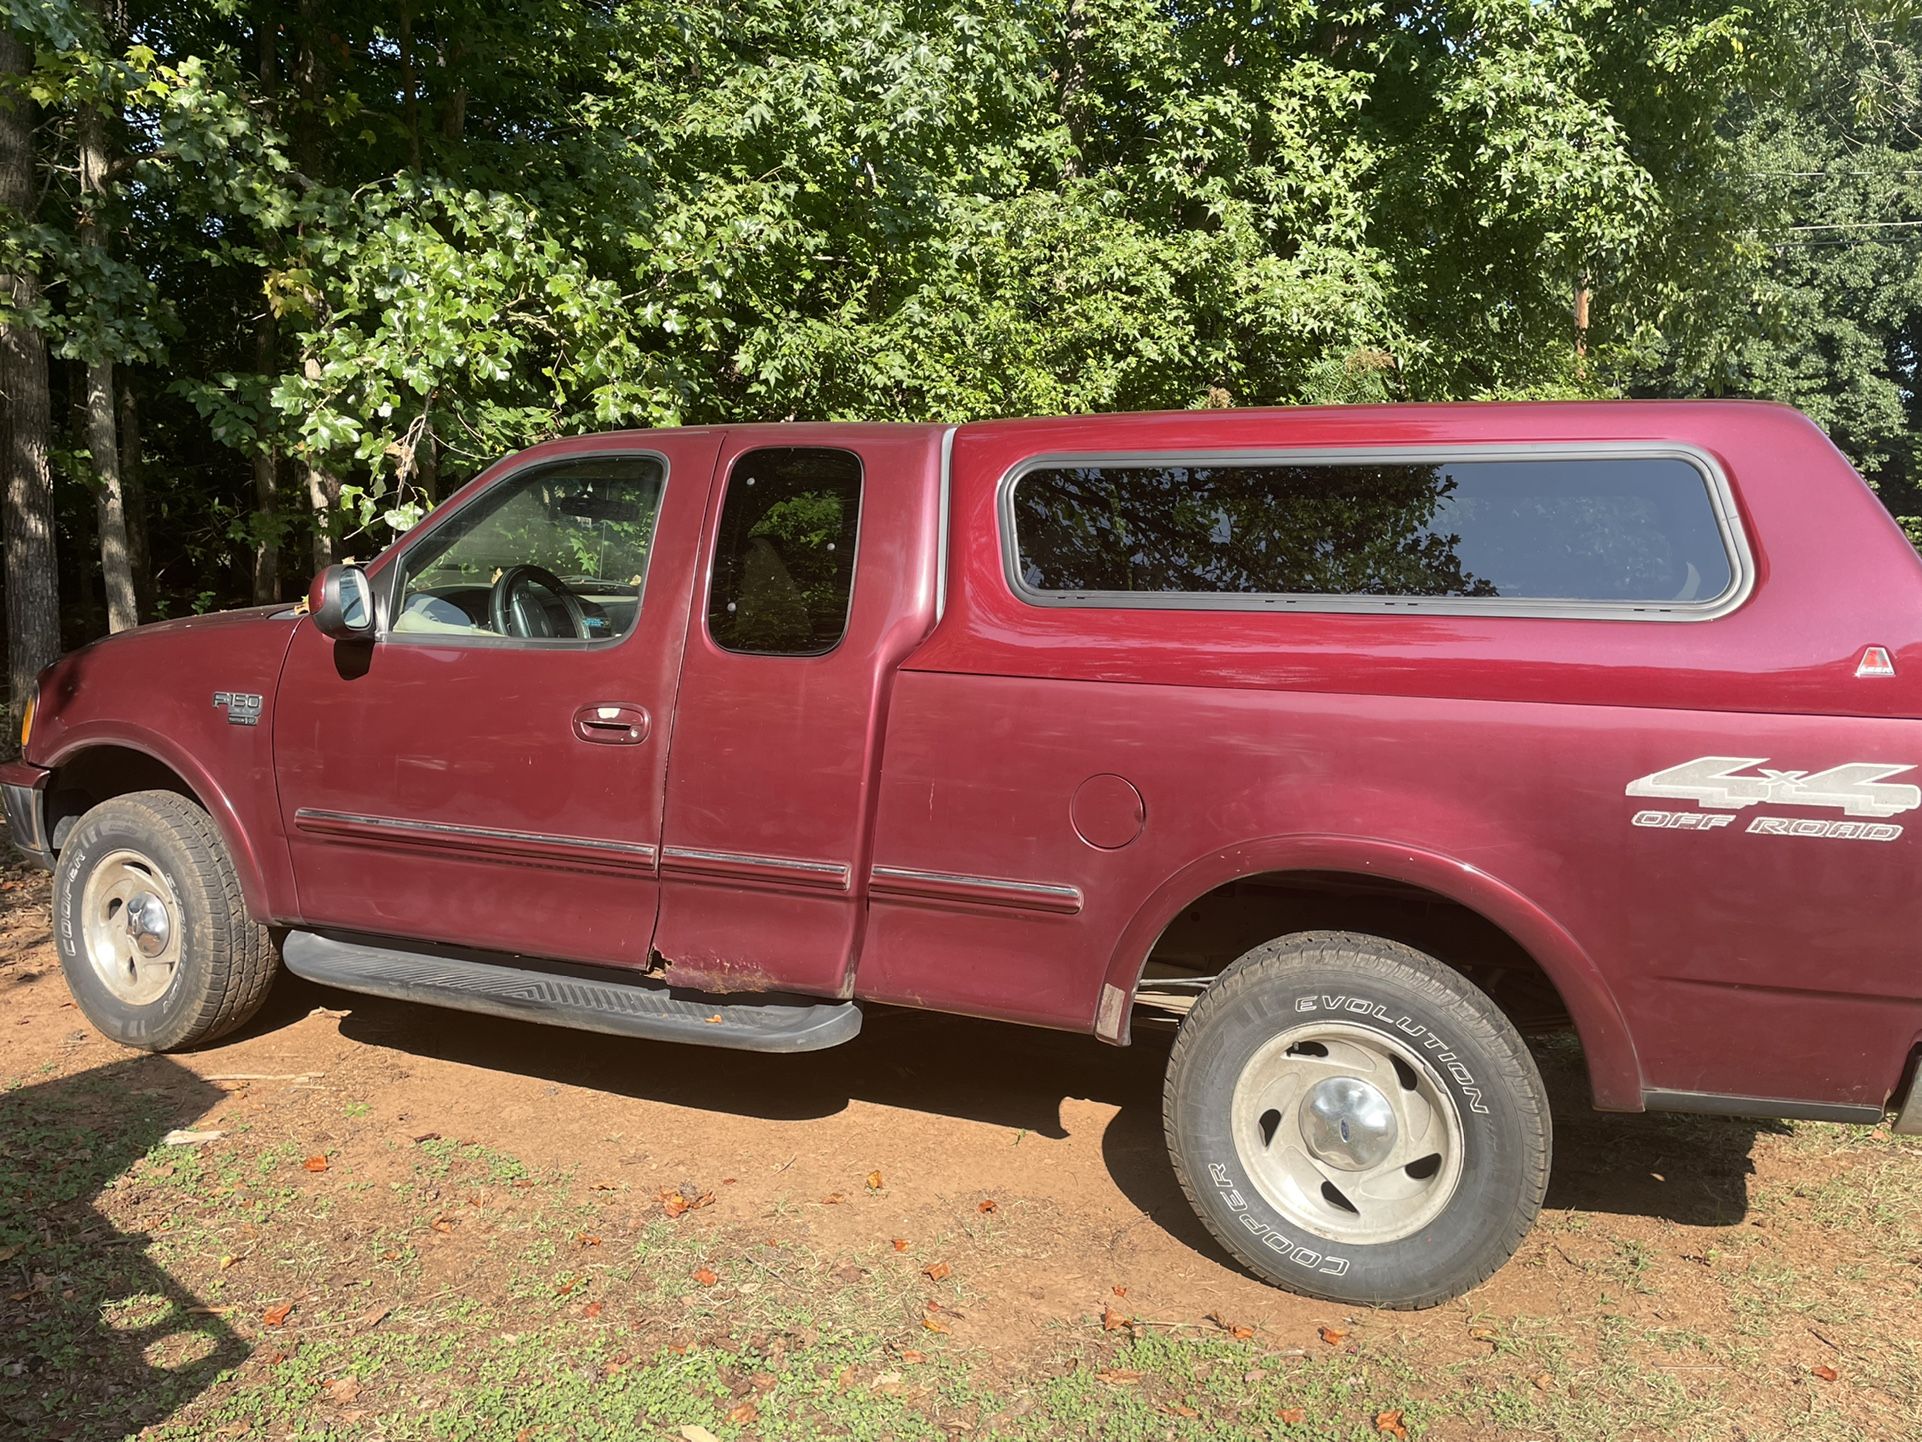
[0,760,53,870]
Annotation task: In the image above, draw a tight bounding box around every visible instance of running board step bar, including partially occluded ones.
[280,930,861,1053]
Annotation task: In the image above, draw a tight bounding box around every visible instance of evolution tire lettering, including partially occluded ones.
[1206,1163,1350,1277]
[1625,756,1922,818]
[1289,995,1491,1115]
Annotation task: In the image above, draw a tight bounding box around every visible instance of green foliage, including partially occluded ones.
[2,0,1918,611]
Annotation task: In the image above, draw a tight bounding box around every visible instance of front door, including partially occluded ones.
[272,431,722,965]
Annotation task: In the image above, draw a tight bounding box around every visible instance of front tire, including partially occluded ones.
[53,790,277,1051]
[1163,930,1550,1309]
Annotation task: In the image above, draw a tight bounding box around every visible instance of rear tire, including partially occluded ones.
[1163,930,1550,1309]
[53,790,277,1051]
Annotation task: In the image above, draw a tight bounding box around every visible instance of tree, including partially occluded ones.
[0,22,59,713]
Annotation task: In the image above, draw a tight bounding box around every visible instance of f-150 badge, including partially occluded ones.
[212,691,264,726]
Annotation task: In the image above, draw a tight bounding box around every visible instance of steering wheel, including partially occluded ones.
[488,564,591,640]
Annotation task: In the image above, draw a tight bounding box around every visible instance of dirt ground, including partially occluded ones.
[2,859,1919,1441]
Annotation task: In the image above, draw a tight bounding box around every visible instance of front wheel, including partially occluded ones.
[1163,930,1550,1309]
[53,790,277,1051]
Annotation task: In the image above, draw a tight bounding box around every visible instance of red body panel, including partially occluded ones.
[22,399,1922,1117]
[651,424,944,995]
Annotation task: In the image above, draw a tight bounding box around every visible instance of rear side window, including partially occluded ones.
[707,447,863,655]
[1008,453,1739,613]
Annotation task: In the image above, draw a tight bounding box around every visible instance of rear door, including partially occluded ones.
[272,431,722,965]
[651,426,944,995]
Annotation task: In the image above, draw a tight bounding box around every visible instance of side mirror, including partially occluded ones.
[308,564,377,641]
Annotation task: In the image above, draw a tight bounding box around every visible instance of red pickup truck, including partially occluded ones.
[7,400,1920,1308]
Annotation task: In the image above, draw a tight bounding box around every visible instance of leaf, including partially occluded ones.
[303,1155,329,1173]
[900,1349,926,1364]
[922,1315,950,1334]
[322,1376,361,1405]
[978,1199,997,1213]
[923,1261,951,1282]
[575,1233,602,1248]
[678,1428,720,1442]
[1205,1310,1253,1340]
[1318,1325,1347,1346]
[583,1301,604,1319]
[1375,1409,1408,1439]
[1279,1408,1306,1425]
[725,1401,758,1425]
[892,1238,910,1252]
[1813,1364,1839,1381]
[1095,1368,1143,1384]
[262,1301,294,1328]
[692,1266,717,1286]
[866,1170,884,1190]
[430,1216,455,1234]
[1112,1285,1128,1297]
[1101,1304,1128,1331]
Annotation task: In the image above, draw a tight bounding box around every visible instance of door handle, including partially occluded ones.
[572,702,650,745]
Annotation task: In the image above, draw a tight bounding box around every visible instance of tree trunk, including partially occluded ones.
[118,381,149,613]
[77,90,137,633]
[0,29,60,713]
[303,359,338,569]
[399,1,423,172]
[251,309,281,601]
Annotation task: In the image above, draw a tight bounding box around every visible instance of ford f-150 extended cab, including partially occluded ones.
[7,400,1921,1308]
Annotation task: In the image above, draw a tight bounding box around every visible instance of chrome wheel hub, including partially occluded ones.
[1301,1075,1398,1171]
[1231,1020,1466,1245]
[80,850,184,1006]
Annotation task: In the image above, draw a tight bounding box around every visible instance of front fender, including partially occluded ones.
[42,723,281,921]
[1101,833,1643,1112]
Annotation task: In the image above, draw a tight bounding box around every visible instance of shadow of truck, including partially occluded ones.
[0,1056,247,1441]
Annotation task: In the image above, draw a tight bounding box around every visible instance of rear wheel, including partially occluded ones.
[1163,930,1550,1309]
[53,790,277,1051]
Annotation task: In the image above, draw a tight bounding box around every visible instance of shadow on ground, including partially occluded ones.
[0,1056,244,1441]
[322,980,1769,1264]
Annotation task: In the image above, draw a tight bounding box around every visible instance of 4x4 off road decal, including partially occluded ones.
[1626,756,1919,841]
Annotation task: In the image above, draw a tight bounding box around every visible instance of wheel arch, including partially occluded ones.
[41,731,273,920]
[1100,834,1643,1111]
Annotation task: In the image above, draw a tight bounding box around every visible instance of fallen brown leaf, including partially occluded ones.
[1166,1402,1199,1419]
[922,1315,950,1334]
[575,1233,602,1248]
[1375,1409,1408,1439]
[692,1266,717,1286]
[1813,1364,1839,1382]
[1101,1304,1128,1332]
[1111,1284,1128,1297]
[726,1401,758,1425]
[302,1155,329,1173]
[923,1261,951,1282]
[820,1192,846,1204]
[262,1301,294,1328]
[429,1216,455,1234]
[891,1238,910,1252]
[866,1170,884,1191]
[977,1199,997,1213]
[1278,1408,1306,1426]
[322,1377,361,1406]
[1094,1368,1143,1385]
[1318,1325,1347,1346]
[583,1301,604,1319]
[1206,1310,1254,1340]
[900,1350,926,1364]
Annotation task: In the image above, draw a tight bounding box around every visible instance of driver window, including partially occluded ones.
[392,455,666,643]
